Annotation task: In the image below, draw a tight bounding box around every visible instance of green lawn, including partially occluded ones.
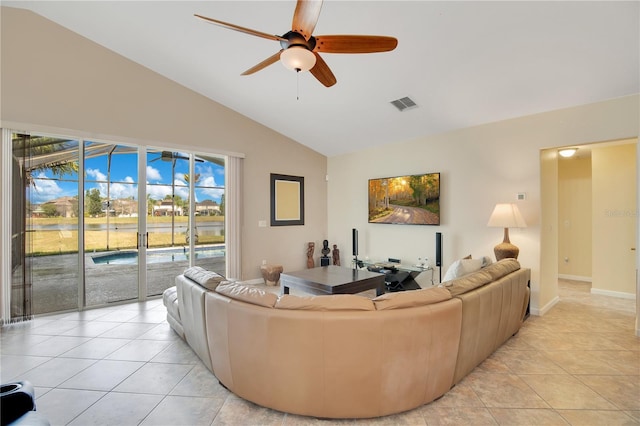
[29,216,224,255]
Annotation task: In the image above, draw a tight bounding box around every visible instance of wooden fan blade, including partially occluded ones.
[309,53,336,87]
[314,35,398,53]
[241,50,283,75]
[194,14,285,42]
[292,0,323,40]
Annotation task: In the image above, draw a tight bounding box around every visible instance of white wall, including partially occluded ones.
[592,143,637,296]
[328,96,639,314]
[558,155,592,280]
[540,149,560,314]
[637,137,640,336]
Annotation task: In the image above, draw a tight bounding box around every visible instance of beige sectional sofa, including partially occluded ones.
[163,259,530,419]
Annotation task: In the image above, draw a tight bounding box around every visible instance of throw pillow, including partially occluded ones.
[442,258,483,282]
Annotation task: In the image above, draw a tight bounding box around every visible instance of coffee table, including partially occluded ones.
[280,265,385,296]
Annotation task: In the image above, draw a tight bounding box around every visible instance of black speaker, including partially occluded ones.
[352,228,359,256]
[435,232,442,267]
[435,232,442,283]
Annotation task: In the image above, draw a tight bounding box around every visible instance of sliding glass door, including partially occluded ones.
[84,142,139,306]
[145,149,191,296]
[145,150,226,296]
[193,154,226,276]
[13,134,80,315]
[10,131,227,315]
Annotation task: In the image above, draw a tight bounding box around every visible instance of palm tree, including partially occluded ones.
[13,134,79,186]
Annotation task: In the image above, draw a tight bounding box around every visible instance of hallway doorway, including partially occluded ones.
[540,138,637,316]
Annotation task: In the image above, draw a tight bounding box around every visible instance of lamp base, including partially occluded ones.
[494,242,519,261]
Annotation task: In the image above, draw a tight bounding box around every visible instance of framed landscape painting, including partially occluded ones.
[368,172,440,225]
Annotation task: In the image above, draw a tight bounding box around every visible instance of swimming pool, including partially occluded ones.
[91,246,225,265]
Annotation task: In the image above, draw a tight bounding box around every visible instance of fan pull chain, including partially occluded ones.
[296,68,301,101]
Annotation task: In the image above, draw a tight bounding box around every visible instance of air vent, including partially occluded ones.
[390,96,418,112]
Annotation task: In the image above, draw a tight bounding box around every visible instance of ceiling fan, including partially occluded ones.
[195,0,398,87]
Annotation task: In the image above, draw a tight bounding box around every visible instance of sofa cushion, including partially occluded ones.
[444,269,493,297]
[275,294,375,311]
[373,287,452,310]
[215,282,278,308]
[183,266,226,290]
[482,258,521,281]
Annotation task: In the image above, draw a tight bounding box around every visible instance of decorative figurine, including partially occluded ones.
[320,239,330,266]
[332,244,340,266]
[306,242,315,268]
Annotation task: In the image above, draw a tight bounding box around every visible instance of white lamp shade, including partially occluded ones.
[280,46,316,71]
[487,203,527,228]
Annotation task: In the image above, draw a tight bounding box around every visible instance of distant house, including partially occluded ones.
[153,199,183,216]
[113,198,138,217]
[195,200,220,216]
[30,205,45,218]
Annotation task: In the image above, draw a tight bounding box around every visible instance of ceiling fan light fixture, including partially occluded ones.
[281,46,316,72]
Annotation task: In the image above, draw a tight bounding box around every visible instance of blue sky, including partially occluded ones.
[30,150,225,205]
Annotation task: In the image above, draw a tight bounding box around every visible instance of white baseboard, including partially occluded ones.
[558,274,592,282]
[530,296,559,316]
[591,287,636,300]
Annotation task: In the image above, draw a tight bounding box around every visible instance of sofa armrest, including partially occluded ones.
[176,274,213,371]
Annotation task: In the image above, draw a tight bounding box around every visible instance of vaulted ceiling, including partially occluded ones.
[4,1,639,157]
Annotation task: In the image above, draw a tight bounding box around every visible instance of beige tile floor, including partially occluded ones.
[1,280,638,425]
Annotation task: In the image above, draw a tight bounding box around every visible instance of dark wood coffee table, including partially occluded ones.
[281,265,385,296]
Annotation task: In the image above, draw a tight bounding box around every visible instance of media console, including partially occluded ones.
[364,261,435,292]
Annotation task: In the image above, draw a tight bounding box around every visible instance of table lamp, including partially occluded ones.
[487,203,527,260]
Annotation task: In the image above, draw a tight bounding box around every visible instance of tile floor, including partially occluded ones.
[1,280,638,425]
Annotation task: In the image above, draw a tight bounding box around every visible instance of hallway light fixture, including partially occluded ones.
[558,148,578,158]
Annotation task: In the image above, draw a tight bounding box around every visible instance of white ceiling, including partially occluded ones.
[4,1,639,157]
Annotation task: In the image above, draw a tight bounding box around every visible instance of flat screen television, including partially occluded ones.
[368,172,440,225]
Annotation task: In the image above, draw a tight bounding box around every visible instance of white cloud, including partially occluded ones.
[86,168,107,181]
[109,180,137,199]
[30,172,64,203]
[199,175,218,187]
[85,168,137,200]
[146,184,172,200]
[198,187,224,200]
[146,165,162,181]
[174,179,189,200]
[189,167,224,202]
